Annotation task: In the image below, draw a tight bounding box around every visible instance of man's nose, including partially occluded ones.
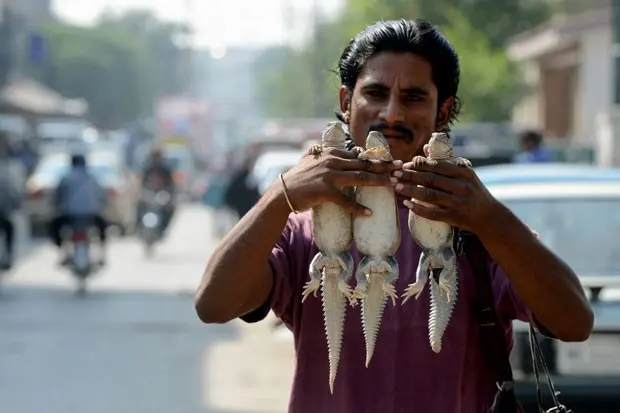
[379,94,406,125]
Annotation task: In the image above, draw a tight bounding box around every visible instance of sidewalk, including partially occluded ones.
[204,312,295,413]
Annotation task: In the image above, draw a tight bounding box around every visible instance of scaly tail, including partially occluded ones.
[428,264,458,353]
[361,273,387,367]
[322,267,348,394]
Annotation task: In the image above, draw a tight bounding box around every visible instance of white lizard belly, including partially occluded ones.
[408,197,452,251]
[312,201,353,252]
[354,186,400,257]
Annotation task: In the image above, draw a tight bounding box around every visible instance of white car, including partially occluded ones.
[477,163,620,387]
[249,149,305,195]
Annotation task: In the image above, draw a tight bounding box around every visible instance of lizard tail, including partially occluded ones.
[322,272,347,394]
[361,273,388,367]
[428,276,458,353]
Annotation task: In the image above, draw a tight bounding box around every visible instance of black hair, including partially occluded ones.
[520,129,542,145]
[336,19,462,129]
[71,153,86,167]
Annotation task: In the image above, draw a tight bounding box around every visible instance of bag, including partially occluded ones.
[455,230,573,413]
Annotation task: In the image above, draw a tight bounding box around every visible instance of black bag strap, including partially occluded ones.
[459,231,516,381]
[456,229,571,413]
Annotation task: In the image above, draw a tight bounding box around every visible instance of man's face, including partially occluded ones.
[339,52,451,162]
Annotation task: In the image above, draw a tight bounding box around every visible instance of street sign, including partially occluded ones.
[28,33,46,65]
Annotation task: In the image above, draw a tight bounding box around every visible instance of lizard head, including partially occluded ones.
[361,131,392,161]
[427,132,453,157]
[322,121,347,147]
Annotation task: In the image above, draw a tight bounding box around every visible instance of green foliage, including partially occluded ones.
[254,0,555,123]
[22,9,190,129]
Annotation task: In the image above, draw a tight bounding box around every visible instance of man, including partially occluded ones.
[223,152,260,219]
[195,19,593,412]
[513,129,553,163]
[0,160,21,270]
[50,154,108,264]
[137,147,176,233]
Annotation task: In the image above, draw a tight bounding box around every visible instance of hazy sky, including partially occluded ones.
[52,0,343,48]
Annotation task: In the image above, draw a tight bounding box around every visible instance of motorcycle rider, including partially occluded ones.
[137,147,176,234]
[50,153,108,265]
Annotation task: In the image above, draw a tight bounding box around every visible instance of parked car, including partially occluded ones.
[477,163,620,412]
[24,150,139,237]
[249,149,305,195]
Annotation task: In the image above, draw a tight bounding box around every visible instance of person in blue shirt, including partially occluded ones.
[513,129,553,163]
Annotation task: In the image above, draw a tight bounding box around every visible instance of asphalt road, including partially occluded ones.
[0,205,295,413]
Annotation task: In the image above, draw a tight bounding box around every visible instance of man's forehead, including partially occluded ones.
[356,52,435,91]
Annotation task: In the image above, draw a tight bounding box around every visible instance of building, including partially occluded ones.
[506,6,611,145]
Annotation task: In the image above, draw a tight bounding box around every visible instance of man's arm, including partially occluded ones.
[195,181,292,324]
[478,203,593,342]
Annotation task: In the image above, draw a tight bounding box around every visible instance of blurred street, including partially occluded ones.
[0,205,294,413]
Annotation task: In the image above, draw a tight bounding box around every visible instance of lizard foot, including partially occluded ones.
[437,278,454,303]
[309,144,323,158]
[411,155,428,168]
[351,286,368,304]
[301,279,321,303]
[383,283,398,306]
[453,157,472,168]
[401,282,425,304]
[338,281,356,306]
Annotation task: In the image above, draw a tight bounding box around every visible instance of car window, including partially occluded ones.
[501,198,620,275]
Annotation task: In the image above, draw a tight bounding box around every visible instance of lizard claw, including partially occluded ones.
[401,282,425,304]
[411,155,427,168]
[301,279,321,303]
[453,157,472,168]
[338,281,356,305]
[438,279,453,303]
[383,283,398,306]
[309,144,323,158]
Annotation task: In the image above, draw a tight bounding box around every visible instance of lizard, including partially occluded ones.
[301,121,356,394]
[401,131,472,353]
[351,130,401,367]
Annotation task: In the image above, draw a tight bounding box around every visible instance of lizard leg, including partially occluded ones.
[453,157,472,168]
[378,256,399,307]
[303,251,326,302]
[402,252,431,304]
[437,248,457,303]
[352,255,371,301]
[309,144,323,158]
[336,251,356,305]
[411,155,429,168]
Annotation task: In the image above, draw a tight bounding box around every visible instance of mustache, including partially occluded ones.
[369,123,414,144]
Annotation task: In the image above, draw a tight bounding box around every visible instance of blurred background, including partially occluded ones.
[0,0,619,412]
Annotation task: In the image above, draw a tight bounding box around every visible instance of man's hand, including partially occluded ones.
[281,147,403,216]
[390,160,499,234]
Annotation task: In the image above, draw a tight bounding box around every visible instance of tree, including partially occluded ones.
[254,0,554,122]
[26,22,150,128]
[96,8,192,98]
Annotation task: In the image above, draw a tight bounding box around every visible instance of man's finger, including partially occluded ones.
[393,182,457,208]
[331,190,372,216]
[332,170,393,187]
[403,199,452,223]
[404,160,472,179]
[335,157,403,173]
[391,169,465,195]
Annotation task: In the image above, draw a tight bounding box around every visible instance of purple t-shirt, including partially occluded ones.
[241,196,535,413]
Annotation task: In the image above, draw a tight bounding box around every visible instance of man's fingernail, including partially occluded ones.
[389,177,398,184]
[364,209,372,216]
[392,160,403,166]
[392,170,402,178]
[395,183,404,191]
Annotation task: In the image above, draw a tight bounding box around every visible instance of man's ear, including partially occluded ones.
[436,97,453,131]
[339,86,351,123]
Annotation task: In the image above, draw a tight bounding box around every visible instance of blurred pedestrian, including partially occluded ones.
[513,129,553,163]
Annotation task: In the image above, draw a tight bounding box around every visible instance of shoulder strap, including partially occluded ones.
[458,230,514,384]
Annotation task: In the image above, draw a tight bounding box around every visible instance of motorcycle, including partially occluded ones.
[138,189,172,256]
[62,217,103,294]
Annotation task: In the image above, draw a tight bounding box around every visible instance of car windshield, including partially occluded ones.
[502,198,620,275]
